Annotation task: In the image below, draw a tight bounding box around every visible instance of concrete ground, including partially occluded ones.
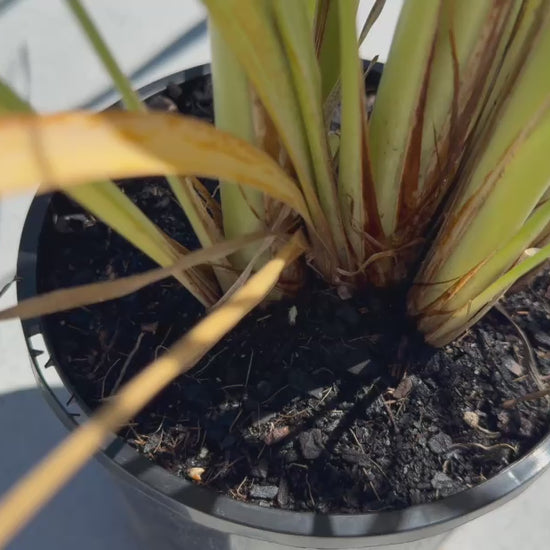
[0,1,549,548]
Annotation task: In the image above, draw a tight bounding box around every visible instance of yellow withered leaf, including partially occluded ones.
[0,232,272,321]
[0,111,312,225]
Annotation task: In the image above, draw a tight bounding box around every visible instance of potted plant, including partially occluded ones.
[0,0,550,548]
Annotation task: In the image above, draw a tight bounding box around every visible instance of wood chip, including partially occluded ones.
[263,425,290,445]
[503,357,523,377]
[393,377,413,399]
[187,467,205,481]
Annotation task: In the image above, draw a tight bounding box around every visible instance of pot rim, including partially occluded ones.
[16,64,550,548]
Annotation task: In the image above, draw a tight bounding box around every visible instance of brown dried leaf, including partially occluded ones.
[264,425,290,446]
[393,377,413,400]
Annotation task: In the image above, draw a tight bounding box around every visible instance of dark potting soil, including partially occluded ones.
[36,73,550,514]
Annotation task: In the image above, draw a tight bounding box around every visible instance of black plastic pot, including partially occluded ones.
[17,65,550,550]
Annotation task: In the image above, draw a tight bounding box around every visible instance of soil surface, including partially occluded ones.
[36,73,550,514]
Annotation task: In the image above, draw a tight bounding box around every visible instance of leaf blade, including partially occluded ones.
[0,111,312,224]
[272,0,349,265]
[0,232,272,321]
[369,0,441,237]
[0,78,217,305]
[203,0,336,262]
[210,23,267,271]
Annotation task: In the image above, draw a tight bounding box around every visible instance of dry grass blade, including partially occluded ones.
[0,77,218,305]
[212,235,277,309]
[503,387,550,409]
[0,232,307,549]
[0,233,272,321]
[0,111,312,225]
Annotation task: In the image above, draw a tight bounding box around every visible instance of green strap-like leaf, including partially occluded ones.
[210,23,267,272]
[337,0,365,261]
[413,11,550,314]
[272,0,349,266]
[66,0,220,251]
[369,0,441,237]
[202,0,335,260]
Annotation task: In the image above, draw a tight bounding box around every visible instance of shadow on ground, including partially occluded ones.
[0,387,140,550]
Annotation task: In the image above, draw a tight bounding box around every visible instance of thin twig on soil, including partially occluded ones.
[92,322,119,374]
[495,304,549,404]
[449,442,518,454]
[351,429,391,484]
[100,358,121,398]
[257,444,266,460]
[350,428,365,453]
[153,431,165,453]
[245,351,254,387]
[367,475,381,501]
[262,384,290,405]
[502,387,550,409]
[229,409,243,433]
[206,457,244,484]
[154,325,172,359]
[235,476,248,499]
[126,425,146,445]
[65,323,89,335]
[194,346,228,375]
[380,397,397,431]
[289,463,308,470]
[318,386,333,405]
[111,331,145,395]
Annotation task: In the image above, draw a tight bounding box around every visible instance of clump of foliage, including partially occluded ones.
[1,1,550,543]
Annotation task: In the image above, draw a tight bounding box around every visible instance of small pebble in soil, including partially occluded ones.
[428,432,453,455]
[288,305,298,326]
[503,356,523,376]
[298,428,325,460]
[249,485,279,500]
[431,472,455,493]
[347,359,372,376]
[252,410,277,428]
[198,447,209,459]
